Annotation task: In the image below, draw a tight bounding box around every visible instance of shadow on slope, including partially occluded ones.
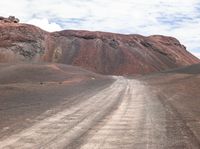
[163,63,200,74]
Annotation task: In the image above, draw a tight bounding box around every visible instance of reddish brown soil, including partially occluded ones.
[139,64,200,144]
[0,65,200,148]
[0,23,199,75]
[0,63,113,138]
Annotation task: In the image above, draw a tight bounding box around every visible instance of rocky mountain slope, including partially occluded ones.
[0,23,199,75]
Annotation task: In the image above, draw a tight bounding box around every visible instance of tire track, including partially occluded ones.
[79,79,146,149]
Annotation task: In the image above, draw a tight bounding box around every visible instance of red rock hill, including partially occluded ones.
[0,23,199,75]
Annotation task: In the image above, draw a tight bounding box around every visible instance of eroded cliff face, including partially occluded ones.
[43,30,200,75]
[0,23,199,75]
[0,23,47,62]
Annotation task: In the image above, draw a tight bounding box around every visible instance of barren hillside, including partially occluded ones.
[0,23,199,75]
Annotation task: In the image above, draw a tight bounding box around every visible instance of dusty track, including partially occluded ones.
[0,77,199,149]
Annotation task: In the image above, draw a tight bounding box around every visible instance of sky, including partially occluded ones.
[0,0,200,58]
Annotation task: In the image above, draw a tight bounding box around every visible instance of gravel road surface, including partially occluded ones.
[0,77,199,149]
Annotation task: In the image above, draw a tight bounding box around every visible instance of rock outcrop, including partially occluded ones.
[0,23,46,62]
[0,23,199,75]
[0,16,19,23]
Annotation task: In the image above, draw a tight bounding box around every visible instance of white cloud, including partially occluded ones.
[27,18,62,32]
[0,0,200,54]
[192,53,200,59]
[0,0,29,20]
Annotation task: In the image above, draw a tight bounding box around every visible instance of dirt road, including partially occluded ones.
[0,77,199,149]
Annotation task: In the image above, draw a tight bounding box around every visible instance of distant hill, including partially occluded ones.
[0,23,199,75]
